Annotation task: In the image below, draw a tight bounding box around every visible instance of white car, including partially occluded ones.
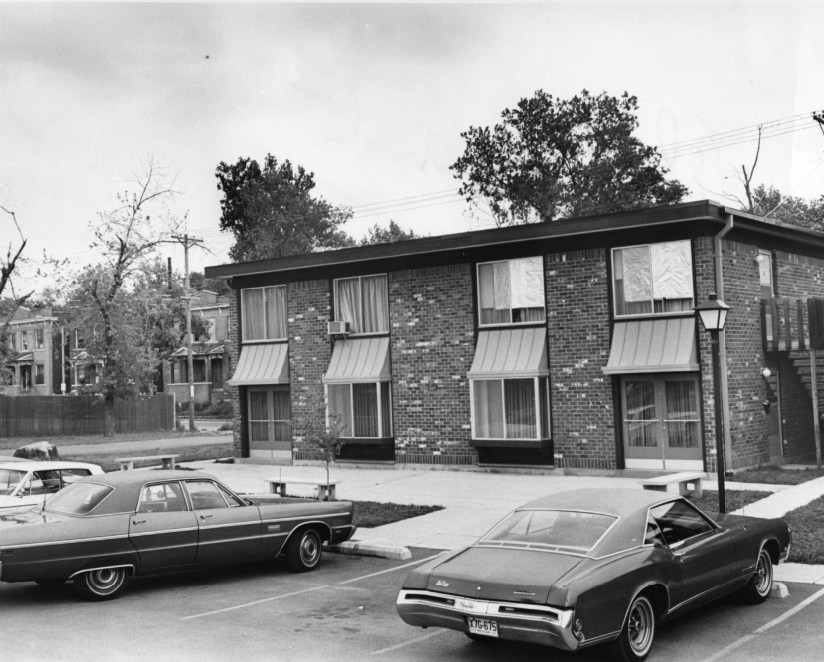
[0,461,105,509]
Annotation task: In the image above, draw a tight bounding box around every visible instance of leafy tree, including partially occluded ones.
[750,185,824,232]
[360,220,418,245]
[294,387,346,499]
[189,271,231,295]
[451,89,689,225]
[215,154,355,261]
[70,163,183,435]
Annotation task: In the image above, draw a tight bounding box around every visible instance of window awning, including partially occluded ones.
[12,352,33,364]
[323,337,390,384]
[227,343,289,386]
[468,327,549,379]
[603,318,699,374]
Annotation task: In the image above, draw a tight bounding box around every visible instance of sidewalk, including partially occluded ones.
[179,459,824,585]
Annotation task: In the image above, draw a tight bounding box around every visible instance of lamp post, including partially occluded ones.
[695,293,731,513]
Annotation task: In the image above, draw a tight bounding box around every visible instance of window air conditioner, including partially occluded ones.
[327,320,350,336]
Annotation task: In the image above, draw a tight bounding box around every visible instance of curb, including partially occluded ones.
[330,540,412,560]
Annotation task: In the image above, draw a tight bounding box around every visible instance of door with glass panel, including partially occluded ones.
[247,387,292,460]
[621,375,702,470]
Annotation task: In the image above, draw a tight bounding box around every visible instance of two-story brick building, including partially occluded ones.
[204,200,824,473]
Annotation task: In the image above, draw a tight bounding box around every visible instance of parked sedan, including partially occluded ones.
[0,460,104,510]
[0,470,356,600]
[396,488,790,662]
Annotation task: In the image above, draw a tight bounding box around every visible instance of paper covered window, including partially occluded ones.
[613,241,693,316]
[478,257,545,325]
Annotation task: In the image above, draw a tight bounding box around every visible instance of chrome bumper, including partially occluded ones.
[396,589,579,651]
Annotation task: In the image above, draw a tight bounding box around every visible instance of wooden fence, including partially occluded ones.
[0,394,175,437]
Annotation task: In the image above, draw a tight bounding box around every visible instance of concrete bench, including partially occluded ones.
[639,471,705,497]
[117,454,180,471]
[266,477,340,501]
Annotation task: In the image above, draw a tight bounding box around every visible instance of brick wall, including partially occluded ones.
[288,280,333,462]
[226,289,243,456]
[389,264,477,465]
[545,249,616,470]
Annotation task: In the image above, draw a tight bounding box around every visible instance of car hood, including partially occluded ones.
[425,544,583,603]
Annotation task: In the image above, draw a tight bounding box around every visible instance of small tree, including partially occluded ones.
[1,204,31,382]
[295,388,346,500]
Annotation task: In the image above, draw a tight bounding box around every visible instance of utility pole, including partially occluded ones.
[171,233,204,432]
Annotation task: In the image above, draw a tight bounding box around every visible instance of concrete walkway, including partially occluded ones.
[177,459,824,585]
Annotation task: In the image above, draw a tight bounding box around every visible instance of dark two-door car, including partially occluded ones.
[0,470,356,600]
[396,488,790,661]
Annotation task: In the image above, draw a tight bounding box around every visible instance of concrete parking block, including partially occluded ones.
[331,539,412,560]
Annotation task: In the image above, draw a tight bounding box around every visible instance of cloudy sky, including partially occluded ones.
[1,1,822,286]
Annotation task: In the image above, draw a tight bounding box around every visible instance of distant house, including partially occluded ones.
[1,307,58,395]
[175,200,824,472]
[166,291,230,405]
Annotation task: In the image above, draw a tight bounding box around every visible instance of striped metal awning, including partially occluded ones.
[603,318,699,374]
[323,337,390,384]
[227,342,289,385]
[468,327,549,379]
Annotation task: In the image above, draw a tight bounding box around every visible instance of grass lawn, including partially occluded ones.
[732,465,824,485]
[687,489,773,515]
[353,501,443,528]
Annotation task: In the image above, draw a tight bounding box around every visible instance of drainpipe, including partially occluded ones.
[713,213,734,474]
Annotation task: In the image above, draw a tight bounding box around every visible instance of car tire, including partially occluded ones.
[73,567,129,601]
[286,528,323,572]
[610,594,655,662]
[742,546,773,604]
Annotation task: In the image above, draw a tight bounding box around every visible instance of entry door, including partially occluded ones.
[248,386,292,460]
[622,375,703,471]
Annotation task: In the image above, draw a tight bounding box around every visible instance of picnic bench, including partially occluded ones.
[639,471,705,497]
[117,454,179,472]
[266,477,340,501]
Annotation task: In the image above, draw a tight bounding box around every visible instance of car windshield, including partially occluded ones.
[0,469,27,495]
[46,482,114,515]
[481,509,617,552]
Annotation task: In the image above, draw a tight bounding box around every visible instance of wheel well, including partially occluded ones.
[286,522,332,546]
[69,563,135,580]
[638,584,669,618]
[762,538,780,564]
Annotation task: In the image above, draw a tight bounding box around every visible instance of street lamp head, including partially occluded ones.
[694,292,730,332]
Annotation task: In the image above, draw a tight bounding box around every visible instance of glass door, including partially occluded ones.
[248,386,292,460]
[622,375,703,470]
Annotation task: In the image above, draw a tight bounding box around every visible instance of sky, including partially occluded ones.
[1,1,823,292]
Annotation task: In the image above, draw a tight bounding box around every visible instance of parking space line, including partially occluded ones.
[182,553,442,620]
[337,553,443,585]
[703,586,824,662]
[370,629,446,655]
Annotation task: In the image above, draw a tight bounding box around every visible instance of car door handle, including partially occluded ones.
[132,519,146,525]
[200,514,213,520]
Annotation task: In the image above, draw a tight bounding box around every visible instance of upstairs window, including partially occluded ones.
[242,286,287,341]
[478,257,545,326]
[334,274,388,334]
[612,241,693,316]
[20,330,28,351]
[36,329,45,349]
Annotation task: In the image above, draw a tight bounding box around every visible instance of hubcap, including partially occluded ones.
[755,552,772,595]
[301,534,319,565]
[628,599,653,654]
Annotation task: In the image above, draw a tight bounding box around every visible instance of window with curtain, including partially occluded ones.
[664,380,699,449]
[624,380,658,448]
[334,275,388,334]
[248,387,291,443]
[472,377,549,440]
[478,257,545,326]
[612,241,693,316]
[242,286,287,341]
[327,382,392,438]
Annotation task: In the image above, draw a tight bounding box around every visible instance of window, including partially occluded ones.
[185,480,231,510]
[327,382,392,438]
[138,482,187,513]
[472,377,550,440]
[242,286,287,341]
[20,330,28,350]
[478,257,545,325]
[36,328,44,349]
[248,387,291,443]
[334,274,389,334]
[612,241,693,316]
[649,499,716,547]
[35,363,45,385]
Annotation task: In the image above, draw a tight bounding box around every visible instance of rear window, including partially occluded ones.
[481,509,617,552]
[46,482,115,515]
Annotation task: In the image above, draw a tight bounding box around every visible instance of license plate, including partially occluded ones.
[467,617,499,638]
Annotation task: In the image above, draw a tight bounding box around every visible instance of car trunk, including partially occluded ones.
[425,544,582,603]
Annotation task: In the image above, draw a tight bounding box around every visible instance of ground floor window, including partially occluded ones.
[471,377,549,440]
[327,382,392,438]
[621,374,702,470]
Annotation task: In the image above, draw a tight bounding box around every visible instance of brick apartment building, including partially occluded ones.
[204,200,824,473]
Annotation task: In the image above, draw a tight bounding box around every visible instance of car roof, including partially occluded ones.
[0,460,103,473]
[75,469,217,488]
[520,488,675,518]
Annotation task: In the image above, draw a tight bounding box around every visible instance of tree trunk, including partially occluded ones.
[104,392,116,437]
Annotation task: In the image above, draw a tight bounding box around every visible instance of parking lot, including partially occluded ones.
[1,546,823,662]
